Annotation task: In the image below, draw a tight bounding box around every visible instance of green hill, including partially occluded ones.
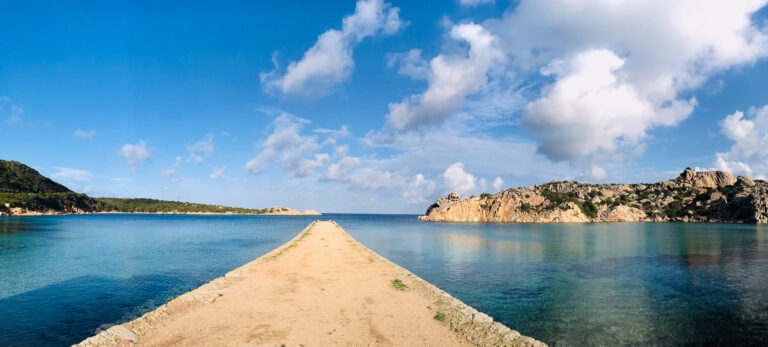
[95,198,268,214]
[0,159,270,215]
[0,160,71,193]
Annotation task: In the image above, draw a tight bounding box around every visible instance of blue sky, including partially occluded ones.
[1,0,768,213]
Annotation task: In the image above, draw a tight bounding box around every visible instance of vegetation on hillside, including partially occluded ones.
[0,192,99,211]
[0,160,70,193]
[0,159,270,215]
[95,198,269,214]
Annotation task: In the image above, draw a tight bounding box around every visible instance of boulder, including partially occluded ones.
[107,325,139,343]
[447,192,460,200]
[737,176,756,187]
[678,168,736,188]
[599,205,647,222]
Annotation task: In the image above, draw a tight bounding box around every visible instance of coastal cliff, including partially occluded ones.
[420,168,768,224]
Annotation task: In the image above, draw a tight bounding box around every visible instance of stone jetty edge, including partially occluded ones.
[74,220,546,347]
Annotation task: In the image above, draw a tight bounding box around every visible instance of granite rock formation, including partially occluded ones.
[419,168,768,224]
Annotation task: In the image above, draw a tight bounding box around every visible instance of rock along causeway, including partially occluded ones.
[75,221,545,347]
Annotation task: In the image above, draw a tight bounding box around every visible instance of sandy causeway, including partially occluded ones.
[76,221,545,346]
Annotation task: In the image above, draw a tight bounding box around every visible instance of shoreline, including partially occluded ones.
[74,220,545,346]
[0,210,322,217]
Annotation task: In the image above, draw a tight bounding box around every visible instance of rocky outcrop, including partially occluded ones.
[0,204,88,216]
[420,168,768,224]
[677,167,737,189]
[262,206,322,216]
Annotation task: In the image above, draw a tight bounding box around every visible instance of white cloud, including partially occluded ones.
[119,141,151,169]
[74,129,97,139]
[386,49,430,80]
[386,23,504,131]
[714,105,768,179]
[587,165,608,181]
[325,156,360,180]
[315,125,350,139]
[290,153,330,178]
[484,0,768,162]
[261,0,404,97]
[1,97,24,125]
[187,134,214,165]
[523,49,696,161]
[51,167,92,182]
[161,168,177,180]
[245,113,322,175]
[333,144,350,158]
[459,0,494,7]
[345,168,404,189]
[442,161,486,196]
[402,174,437,203]
[492,176,504,191]
[210,166,227,179]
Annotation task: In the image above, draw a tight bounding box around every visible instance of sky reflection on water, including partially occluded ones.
[1,214,767,346]
[338,216,768,346]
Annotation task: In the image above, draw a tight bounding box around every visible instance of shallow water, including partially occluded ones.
[338,215,768,346]
[0,214,316,346]
[1,214,767,346]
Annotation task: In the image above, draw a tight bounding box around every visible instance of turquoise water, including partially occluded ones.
[1,214,767,346]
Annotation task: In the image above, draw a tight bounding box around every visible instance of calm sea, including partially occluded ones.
[1,214,766,346]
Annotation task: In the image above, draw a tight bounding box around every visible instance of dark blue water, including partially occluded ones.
[1,214,767,346]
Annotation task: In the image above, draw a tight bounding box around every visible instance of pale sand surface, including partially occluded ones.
[120,221,469,346]
[78,221,543,347]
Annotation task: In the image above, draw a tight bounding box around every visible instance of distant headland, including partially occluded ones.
[0,160,319,217]
[420,168,768,224]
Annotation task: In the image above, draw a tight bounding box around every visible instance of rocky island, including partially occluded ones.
[420,168,768,224]
[0,160,319,216]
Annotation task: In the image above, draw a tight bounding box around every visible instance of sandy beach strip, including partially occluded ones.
[75,221,545,346]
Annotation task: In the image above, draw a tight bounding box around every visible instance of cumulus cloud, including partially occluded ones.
[323,156,417,191]
[119,141,151,169]
[484,0,768,162]
[345,168,404,189]
[492,176,504,191]
[714,105,768,179]
[386,23,504,131]
[187,134,214,165]
[333,144,350,158]
[74,129,97,139]
[325,156,361,180]
[523,49,696,161]
[402,173,437,203]
[386,49,430,80]
[459,0,494,7]
[245,114,316,174]
[161,168,177,180]
[442,161,486,196]
[210,166,227,179]
[290,153,330,178]
[261,0,404,98]
[51,167,92,182]
[244,113,340,178]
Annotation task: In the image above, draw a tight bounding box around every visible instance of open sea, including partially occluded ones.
[1,214,767,346]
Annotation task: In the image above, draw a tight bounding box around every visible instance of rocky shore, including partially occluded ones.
[75,221,543,347]
[420,168,768,223]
